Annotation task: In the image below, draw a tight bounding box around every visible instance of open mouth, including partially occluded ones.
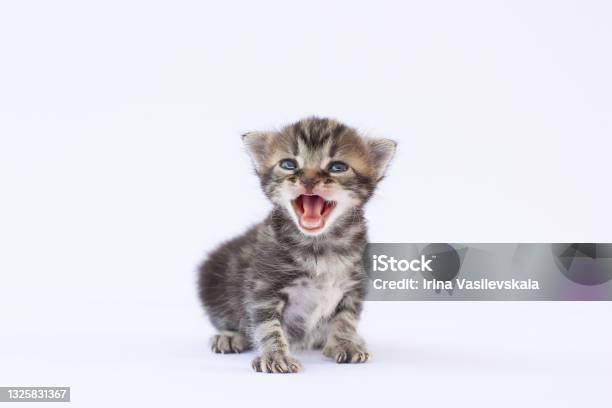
[291,194,336,232]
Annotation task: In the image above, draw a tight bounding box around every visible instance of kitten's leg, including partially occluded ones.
[210,331,250,354]
[323,291,370,364]
[250,297,302,374]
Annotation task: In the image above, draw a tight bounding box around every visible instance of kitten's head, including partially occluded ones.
[243,117,396,236]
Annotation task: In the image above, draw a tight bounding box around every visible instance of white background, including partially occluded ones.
[1,1,611,407]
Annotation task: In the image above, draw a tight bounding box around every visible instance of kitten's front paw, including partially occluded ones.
[323,342,370,364]
[251,351,302,374]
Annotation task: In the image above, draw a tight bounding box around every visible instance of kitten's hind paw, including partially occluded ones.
[251,352,302,374]
[210,331,249,354]
[323,342,370,364]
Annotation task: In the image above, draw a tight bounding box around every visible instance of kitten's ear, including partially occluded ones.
[367,138,397,180]
[242,131,271,174]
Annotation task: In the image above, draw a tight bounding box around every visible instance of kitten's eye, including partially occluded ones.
[279,159,298,170]
[328,161,349,173]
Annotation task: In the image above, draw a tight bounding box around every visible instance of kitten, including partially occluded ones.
[198,117,395,373]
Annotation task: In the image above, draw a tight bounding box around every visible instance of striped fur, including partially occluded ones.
[198,117,395,373]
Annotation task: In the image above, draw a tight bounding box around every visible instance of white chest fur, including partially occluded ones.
[282,252,358,340]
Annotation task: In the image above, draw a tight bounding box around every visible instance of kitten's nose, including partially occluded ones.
[300,176,320,193]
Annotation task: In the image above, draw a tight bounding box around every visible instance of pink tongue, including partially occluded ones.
[301,195,325,228]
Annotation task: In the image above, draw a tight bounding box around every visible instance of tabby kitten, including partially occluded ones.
[198,117,395,373]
